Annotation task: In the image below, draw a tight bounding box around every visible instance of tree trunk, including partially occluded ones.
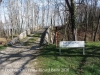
[93,18,100,41]
[70,0,77,41]
[84,8,88,41]
[65,0,77,41]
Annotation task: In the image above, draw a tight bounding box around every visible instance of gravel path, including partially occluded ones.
[0,29,44,75]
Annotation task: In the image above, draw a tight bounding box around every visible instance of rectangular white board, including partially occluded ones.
[59,41,84,48]
[59,41,85,55]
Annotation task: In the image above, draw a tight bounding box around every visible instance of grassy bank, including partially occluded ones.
[23,33,41,46]
[0,45,7,51]
[37,42,100,75]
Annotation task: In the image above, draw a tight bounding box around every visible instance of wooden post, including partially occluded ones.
[55,27,58,47]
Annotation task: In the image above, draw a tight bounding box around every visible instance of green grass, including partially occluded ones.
[27,33,41,37]
[37,42,100,75]
[23,37,38,46]
[23,38,37,46]
[33,33,41,37]
[9,35,18,38]
[23,33,41,46]
[0,45,7,50]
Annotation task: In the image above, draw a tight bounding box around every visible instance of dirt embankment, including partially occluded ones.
[0,38,7,45]
[57,27,100,42]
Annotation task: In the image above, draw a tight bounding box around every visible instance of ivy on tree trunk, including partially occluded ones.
[65,0,77,41]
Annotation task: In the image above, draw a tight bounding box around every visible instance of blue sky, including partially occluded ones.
[0,0,64,25]
[96,0,100,6]
[0,0,8,23]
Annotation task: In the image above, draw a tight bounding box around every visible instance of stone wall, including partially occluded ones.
[40,26,54,46]
[18,31,27,40]
[8,37,19,45]
[26,29,31,35]
[8,26,42,45]
[18,26,41,40]
[45,26,54,44]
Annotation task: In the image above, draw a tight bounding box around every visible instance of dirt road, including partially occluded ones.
[0,29,44,75]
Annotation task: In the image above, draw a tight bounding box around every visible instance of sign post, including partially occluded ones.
[83,47,85,55]
[59,41,85,55]
[55,27,58,47]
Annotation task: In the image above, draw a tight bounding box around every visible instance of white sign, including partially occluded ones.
[59,41,84,48]
[59,41,85,55]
